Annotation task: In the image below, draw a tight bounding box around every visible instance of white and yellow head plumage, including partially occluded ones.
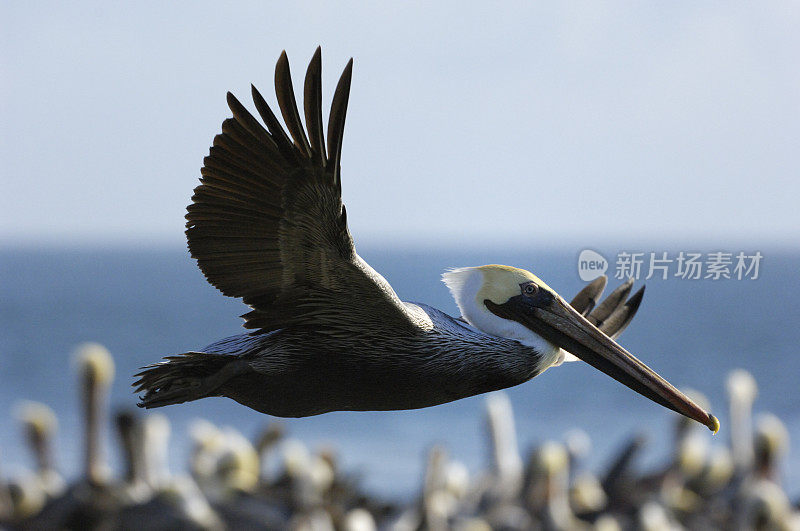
[442,265,569,372]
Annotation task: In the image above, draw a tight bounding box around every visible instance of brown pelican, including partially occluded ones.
[535,441,584,530]
[76,342,115,487]
[485,392,523,500]
[392,444,472,531]
[113,411,150,503]
[134,47,718,433]
[25,343,118,529]
[752,413,789,484]
[15,400,65,499]
[726,368,758,473]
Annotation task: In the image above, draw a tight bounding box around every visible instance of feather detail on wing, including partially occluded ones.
[185,47,414,333]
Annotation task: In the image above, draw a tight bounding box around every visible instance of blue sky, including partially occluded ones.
[2,2,798,246]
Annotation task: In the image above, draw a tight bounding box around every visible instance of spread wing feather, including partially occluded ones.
[186,47,414,333]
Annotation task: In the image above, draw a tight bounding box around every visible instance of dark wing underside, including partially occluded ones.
[186,47,416,334]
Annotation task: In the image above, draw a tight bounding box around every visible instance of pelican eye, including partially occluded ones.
[521,282,538,297]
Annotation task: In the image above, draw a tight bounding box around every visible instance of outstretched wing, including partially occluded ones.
[186,47,415,333]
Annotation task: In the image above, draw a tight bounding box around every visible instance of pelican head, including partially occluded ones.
[443,265,719,433]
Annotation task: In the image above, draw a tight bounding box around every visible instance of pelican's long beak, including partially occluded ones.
[485,293,719,433]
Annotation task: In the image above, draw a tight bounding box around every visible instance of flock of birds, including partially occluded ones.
[0,342,796,530]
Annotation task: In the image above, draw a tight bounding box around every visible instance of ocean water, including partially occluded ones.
[1,244,798,499]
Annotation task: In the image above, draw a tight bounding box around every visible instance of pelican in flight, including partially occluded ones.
[135,48,718,433]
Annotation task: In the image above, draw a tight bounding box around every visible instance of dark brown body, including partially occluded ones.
[157,303,542,418]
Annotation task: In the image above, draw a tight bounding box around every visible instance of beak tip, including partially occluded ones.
[706,414,720,434]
